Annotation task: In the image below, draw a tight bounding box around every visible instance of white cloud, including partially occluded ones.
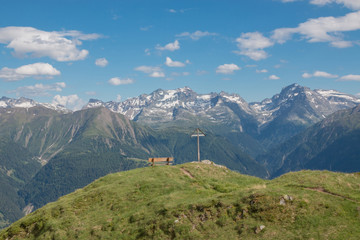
[302,73,312,78]
[156,40,180,51]
[176,30,218,40]
[140,26,152,31]
[269,75,280,80]
[256,69,268,73]
[135,66,161,74]
[330,41,353,48]
[313,71,338,78]
[52,94,85,110]
[108,77,134,85]
[95,58,108,67]
[116,94,122,102]
[150,71,165,78]
[310,0,360,10]
[216,64,241,74]
[144,48,151,56]
[0,63,60,81]
[135,65,165,78]
[0,26,100,61]
[167,8,188,13]
[302,71,338,78]
[339,74,360,81]
[245,65,258,68]
[272,11,360,48]
[280,0,360,10]
[165,57,185,67]
[235,32,274,60]
[8,82,66,97]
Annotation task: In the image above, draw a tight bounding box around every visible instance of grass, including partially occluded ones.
[1,164,360,239]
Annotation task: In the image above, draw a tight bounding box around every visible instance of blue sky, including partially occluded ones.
[1,0,360,109]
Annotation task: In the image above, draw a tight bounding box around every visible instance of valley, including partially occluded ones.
[0,84,360,231]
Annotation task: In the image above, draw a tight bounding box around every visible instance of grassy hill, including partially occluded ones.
[0,106,267,229]
[1,163,360,239]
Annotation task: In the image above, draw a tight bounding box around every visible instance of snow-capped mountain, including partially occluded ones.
[84,87,257,133]
[250,84,360,127]
[84,84,360,149]
[0,97,70,113]
[3,84,359,146]
[84,84,360,128]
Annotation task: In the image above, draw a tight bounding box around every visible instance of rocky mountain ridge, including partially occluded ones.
[3,84,359,130]
[83,84,360,149]
[0,97,69,113]
[84,84,360,127]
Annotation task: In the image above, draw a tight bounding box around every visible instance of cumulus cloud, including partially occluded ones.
[52,94,85,110]
[0,27,100,61]
[272,11,360,48]
[176,31,218,40]
[8,82,66,97]
[310,0,360,10]
[95,58,108,67]
[149,71,165,78]
[0,62,60,81]
[280,0,360,10]
[108,77,134,85]
[302,71,338,78]
[216,64,241,74]
[165,57,186,67]
[256,69,268,73]
[156,40,180,51]
[135,65,165,78]
[269,75,280,80]
[339,74,360,81]
[235,32,274,60]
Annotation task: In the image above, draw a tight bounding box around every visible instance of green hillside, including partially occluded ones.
[0,106,267,229]
[1,163,360,239]
[258,105,360,178]
[0,138,41,229]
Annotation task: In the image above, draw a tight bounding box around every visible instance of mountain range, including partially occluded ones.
[84,84,360,149]
[0,83,360,229]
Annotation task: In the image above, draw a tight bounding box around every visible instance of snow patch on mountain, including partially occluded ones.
[83,84,360,131]
[0,97,70,113]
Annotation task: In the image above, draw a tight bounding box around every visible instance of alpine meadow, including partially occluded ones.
[1,0,360,239]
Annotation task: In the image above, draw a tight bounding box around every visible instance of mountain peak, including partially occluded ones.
[0,96,70,113]
[177,86,192,92]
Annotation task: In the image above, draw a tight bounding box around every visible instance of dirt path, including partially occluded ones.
[181,168,194,179]
[305,187,359,203]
